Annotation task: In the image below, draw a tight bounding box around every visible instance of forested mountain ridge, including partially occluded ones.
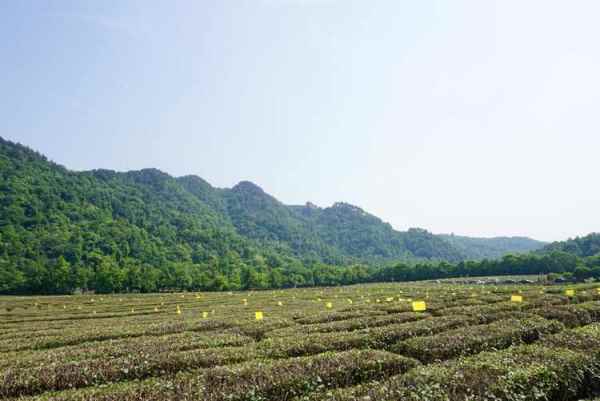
[221,181,344,263]
[537,233,600,258]
[439,234,546,260]
[288,203,466,261]
[0,139,278,293]
[0,137,545,293]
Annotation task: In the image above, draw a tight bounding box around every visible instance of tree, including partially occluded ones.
[574,265,592,281]
[0,259,25,293]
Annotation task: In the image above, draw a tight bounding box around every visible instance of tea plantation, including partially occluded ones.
[2,282,600,400]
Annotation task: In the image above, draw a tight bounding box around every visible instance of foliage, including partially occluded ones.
[440,233,546,259]
[539,232,600,258]
[0,137,597,295]
[4,283,600,400]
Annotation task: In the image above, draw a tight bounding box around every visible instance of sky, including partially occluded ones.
[1,1,599,242]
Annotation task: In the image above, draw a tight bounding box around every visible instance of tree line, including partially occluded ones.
[2,250,600,295]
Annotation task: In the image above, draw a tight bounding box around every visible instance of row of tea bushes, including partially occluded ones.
[17,350,419,401]
[0,331,252,372]
[293,323,600,401]
[297,344,597,401]
[0,345,259,398]
[258,315,482,358]
[267,312,429,337]
[531,301,600,328]
[391,316,564,362]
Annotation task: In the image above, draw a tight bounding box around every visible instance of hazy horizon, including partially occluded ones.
[3,1,600,242]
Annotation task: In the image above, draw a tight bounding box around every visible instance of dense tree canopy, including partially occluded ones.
[538,233,600,258]
[0,137,569,295]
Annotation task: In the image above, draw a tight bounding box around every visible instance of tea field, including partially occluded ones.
[2,281,600,401]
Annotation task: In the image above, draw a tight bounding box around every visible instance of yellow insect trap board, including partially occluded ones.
[412,301,427,312]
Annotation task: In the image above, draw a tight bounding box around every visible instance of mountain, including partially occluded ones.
[439,234,546,260]
[0,137,544,293]
[537,233,600,258]
[289,203,464,261]
[178,175,468,263]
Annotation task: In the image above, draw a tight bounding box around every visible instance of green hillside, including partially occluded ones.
[289,203,464,261]
[439,234,546,260]
[538,233,600,258]
[0,137,546,294]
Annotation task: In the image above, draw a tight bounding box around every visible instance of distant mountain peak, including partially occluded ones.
[305,201,320,209]
[330,202,364,213]
[123,168,173,187]
[408,227,430,233]
[232,180,265,194]
[178,174,214,188]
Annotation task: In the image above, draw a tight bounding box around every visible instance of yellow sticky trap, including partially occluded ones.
[565,289,575,297]
[325,302,333,309]
[277,301,283,306]
[154,307,159,312]
[412,301,427,312]
[176,306,182,315]
[202,311,209,318]
[511,295,523,303]
[596,288,600,294]
[255,311,264,321]
[347,299,353,304]
[131,308,135,313]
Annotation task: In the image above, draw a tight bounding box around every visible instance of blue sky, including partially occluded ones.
[2,1,599,241]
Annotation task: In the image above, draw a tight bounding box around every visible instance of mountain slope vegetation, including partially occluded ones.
[439,234,546,260]
[538,233,600,258]
[0,137,546,294]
